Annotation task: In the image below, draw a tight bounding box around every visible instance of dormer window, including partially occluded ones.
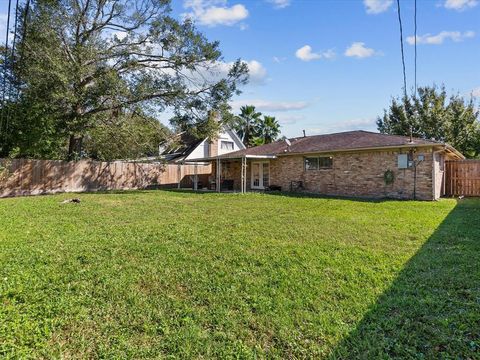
[221,141,234,150]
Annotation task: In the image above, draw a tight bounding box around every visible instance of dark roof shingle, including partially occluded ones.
[219,130,444,158]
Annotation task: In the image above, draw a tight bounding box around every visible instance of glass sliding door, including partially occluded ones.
[262,162,269,188]
[251,161,269,189]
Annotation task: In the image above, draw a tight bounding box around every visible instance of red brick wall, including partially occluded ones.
[209,148,436,199]
[268,149,434,200]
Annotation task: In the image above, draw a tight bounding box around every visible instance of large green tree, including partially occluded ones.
[1,0,248,159]
[83,109,170,161]
[377,85,480,158]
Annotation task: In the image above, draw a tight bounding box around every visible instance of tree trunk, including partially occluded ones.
[67,135,83,160]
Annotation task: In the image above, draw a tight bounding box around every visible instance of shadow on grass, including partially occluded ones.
[162,188,395,202]
[329,199,480,359]
[262,190,394,203]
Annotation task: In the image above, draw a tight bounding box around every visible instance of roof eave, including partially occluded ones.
[185,154,277,162]
[276,143,447,157]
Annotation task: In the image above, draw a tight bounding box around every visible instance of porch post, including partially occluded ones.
[240,157,244,194]
[216,158,221,192]
[193,163,198,191]
[242,156,247,194]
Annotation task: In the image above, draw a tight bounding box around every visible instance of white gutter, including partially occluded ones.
[276,143,450,157]
[185,154,277,162]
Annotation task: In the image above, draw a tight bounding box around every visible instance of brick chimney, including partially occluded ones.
[209,137,219,157]
[207,110,220,157]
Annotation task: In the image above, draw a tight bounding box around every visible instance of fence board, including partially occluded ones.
[445,160,480,197]
[0,159,211,198]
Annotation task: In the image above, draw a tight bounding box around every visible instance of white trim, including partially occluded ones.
[250,161,270,190]
[226,128,246,150]
[277,144,464,159]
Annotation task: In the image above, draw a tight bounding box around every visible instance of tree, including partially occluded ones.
[256,115,280,144]
[1,0,248,159]
[83,110,171,161]
[232,106,282,147]
[377,85,480,158]
[233,105,262,146]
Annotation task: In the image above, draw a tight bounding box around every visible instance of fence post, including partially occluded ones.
[177,164,181,189]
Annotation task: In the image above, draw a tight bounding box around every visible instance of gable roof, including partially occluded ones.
[159,127,246,163]
[214,130,464,159]
[159,132,203,163]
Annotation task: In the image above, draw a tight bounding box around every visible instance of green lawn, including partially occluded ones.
[0,191,479,359]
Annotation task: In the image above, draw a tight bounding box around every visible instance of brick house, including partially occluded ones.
[189,130,464,200]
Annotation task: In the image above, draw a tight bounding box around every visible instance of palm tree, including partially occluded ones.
[234,105,262,146]
[258,115,281,144]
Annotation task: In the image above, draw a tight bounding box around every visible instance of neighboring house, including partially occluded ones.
[159,127,245,163]
[188,130,464,200]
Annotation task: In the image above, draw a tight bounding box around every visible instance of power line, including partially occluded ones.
[396,0,407,99]
[4,0,21,138]
[20,0,31,59]
[1,0,13,139]
[414,0,417,95]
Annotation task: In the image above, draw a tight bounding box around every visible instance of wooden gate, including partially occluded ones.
[445,160,480,197]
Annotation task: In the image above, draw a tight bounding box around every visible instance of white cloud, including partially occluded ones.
[308,118,377,134]
[204,60,266,84]
[112,31,128,40]
[471,87,480,97]
[245,60,268,84]
[406,30,475,45]
[267,0,291,9]
[363,0,393,14]
[444,0,478,11]
[295,45,335,62]
[183,0,248,27]
[275,114,305,125]
[273,56,286,63]
[231,99,309,112]
[344,42,380,58]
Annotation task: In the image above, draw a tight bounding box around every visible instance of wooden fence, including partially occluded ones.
[0,159,212,198]
[445,160,480,197]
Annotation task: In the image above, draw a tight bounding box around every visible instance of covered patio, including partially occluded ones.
[186,154,277,193]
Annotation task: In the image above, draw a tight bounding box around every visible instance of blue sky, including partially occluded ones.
[1,0,480,137]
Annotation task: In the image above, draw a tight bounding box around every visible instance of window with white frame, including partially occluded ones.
[220,141,234,151]
[304,156,333,170]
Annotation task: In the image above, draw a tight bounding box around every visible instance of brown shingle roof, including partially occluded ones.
[219,130,445,158]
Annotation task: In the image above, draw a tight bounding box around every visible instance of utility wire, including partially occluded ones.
[20,0,31,61]
[396,0,407,99]
[414,0,417,96]
[1,0,13,139]
[4,0,21,138]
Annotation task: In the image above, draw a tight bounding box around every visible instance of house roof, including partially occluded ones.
[159,127,247,163]
[211,130,463,159]
[159,132,203,163]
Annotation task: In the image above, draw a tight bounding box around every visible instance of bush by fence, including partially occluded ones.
[0,159,211,198]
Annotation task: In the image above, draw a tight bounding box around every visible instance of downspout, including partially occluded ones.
[413,163,417,200]
[432,149,444,200]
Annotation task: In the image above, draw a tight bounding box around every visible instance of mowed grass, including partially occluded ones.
[0,191,479,359]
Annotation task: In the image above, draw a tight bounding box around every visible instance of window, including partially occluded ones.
[398,154,408,169]
[398,153,415,169]
[220,141,234,151]
[318,157,333,169]
[305,156,333,170]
